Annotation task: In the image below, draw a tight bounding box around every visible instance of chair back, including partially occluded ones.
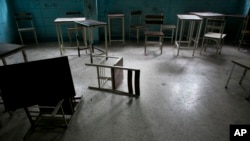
[66,11,82,17]
[145,14,164,32]
[15,12,35,29]
[130,10,143,26]
[241,16,249,31]
[204,18,226,37]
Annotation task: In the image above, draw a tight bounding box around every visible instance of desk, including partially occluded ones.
[189,12,225,37]
[75,19,108,63]
[107,14,125,46]
[175,14,202,56]
[0,43,27,65]
[54,17,86,55]
[225,59,250,89]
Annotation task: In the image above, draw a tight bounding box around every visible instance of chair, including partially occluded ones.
[238,16,250,50]
[162,24,176,44]
[15,12,38,46]
[144,14,164,55]
[129,10,145,44]
[66,11,86,47]
[201,18,226,54]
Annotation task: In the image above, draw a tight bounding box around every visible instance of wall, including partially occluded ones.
[8,0,250,43]
[0,0,17,43]
[98,0,245,40]
[12,0,84,42]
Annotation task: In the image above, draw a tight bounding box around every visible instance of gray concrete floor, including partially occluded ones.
[0,41,250,141]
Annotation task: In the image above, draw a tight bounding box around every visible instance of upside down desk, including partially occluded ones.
[75,19,108,63]
[54,17,86,55]
[0,43,27,65]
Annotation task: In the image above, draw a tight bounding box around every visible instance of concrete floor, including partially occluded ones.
[0,40,250,141]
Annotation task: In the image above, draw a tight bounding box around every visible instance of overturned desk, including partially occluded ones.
[75,19,108,63]
[0,43,27,65]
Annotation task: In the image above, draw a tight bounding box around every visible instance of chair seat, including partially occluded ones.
[204,32,226,39]
[130,25,145,29]
[162,25,176,29]
[242,30,250,34]
[145,31,164,36]
[18,27,36,32]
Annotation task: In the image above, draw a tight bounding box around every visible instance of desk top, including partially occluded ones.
[75,19,107,27]
[177,14,202,20]
[54,17,86,23]
[189,12,224,17]
[232,59,250,69]
[0,43,25,57]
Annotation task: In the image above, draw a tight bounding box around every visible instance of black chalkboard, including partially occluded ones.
[0,56,76,114]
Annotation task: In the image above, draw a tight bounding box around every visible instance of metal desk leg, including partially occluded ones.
[239,68,247,85]
[225,63,236,89]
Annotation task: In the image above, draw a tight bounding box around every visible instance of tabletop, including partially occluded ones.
[0,43,25,57]
[54,17,86,23]
[177,14,202,20]
[232,59,250,69]
[189,12,224,17]
[75,19,107,27]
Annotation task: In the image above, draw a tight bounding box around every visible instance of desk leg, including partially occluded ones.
[2,58,7,65]
[225,63,235,89]
[56,24,63,55]
[104,26,108,60]
[108,18,111,46]
[88,27,93,63]
[239,68,247,85]
[22,49,28,62]
[122,17,125,46]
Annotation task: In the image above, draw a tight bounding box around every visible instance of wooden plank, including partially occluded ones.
[135,70,140,96]
[128,70,133,94]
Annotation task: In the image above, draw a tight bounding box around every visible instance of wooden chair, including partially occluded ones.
[144,14,164,55]
[162,24,176,44]
[238,16,250,50]
[66,11,86,47]
[201,18,226,54]
[129,10,145,44]
[15,12,38,46]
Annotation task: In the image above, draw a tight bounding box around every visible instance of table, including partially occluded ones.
[107,14,125,46]
[225,59,250,89]
[75,19,108,63]
[0,43,27,65]
[54,17,86,55]
[175,14,203,56]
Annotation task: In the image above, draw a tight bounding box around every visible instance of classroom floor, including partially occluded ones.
[0,40,250,141]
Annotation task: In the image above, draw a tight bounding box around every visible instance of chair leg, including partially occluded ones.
[200,37,205,54]
[144,36,147,55]
[68,30,72,46]
[160,36,163,54]
[18,32,24,45]
[136,29,139,44]
[33,30,39,46]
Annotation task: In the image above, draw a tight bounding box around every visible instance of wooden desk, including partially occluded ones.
[225,59,250,89]
[0,43,27,65]
[175,14,202,56]
[54,17,86,55]
[75,19,108,63]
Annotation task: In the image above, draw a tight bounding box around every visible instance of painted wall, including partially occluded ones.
[12,0,84,42]
[0,0,17,43]
[1,0,249,43]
